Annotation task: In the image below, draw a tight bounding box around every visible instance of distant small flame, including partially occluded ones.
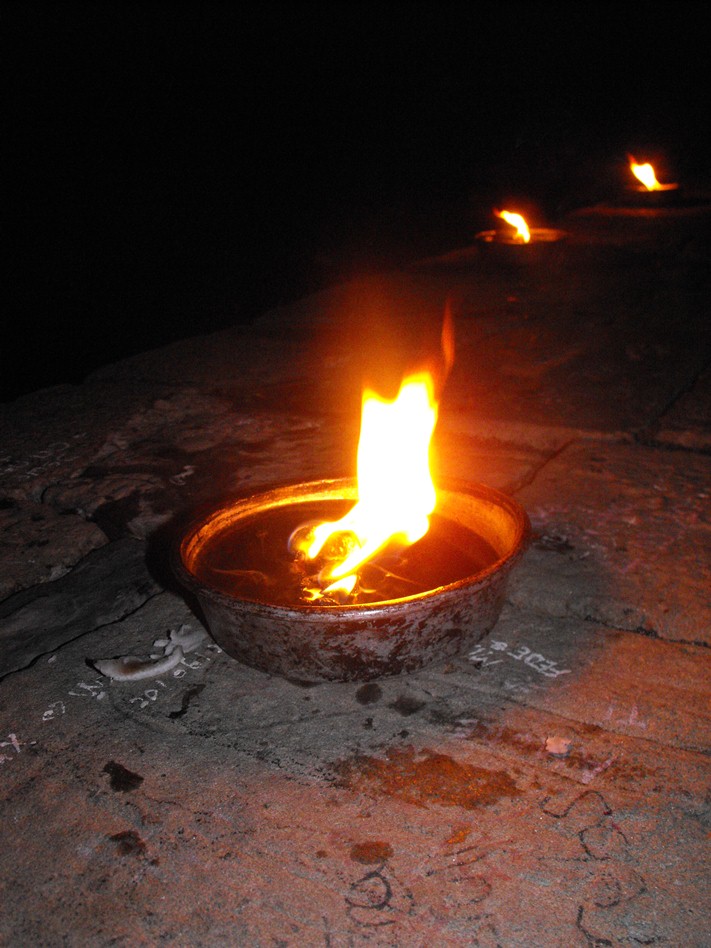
[495,209,531,243]
[628,155,677,192]
[629,159,661,191]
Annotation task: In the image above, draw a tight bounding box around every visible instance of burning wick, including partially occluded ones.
[291,374,438,601]
[289,313,454,604]
[628,155,678,192]
[495,209,531,243]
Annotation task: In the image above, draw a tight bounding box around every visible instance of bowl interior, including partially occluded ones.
[178,479,529,609]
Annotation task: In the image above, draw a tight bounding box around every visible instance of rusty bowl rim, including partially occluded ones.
[172,477,531,615]
[475,227,568,245]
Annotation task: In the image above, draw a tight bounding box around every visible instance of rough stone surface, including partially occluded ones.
[1,207,709,945]
[655,362,711,450]
[513,440,711,644]
[0,500,107,600]
[0,538,160,677]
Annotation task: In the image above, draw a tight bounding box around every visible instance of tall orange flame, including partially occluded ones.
[307,371,438,590]
[291,308,454,601]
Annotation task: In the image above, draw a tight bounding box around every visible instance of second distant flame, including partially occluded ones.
[629,159,662,191]
[495,209,531,243]
[628,156,677,192]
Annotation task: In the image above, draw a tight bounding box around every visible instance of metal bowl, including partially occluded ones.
[475,227,568,267]
[173,478,530,682]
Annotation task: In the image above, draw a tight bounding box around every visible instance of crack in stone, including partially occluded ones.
[634,433,711,456]
[580,611,711,650]
[660,636,711,649]
[0,588,165,683]
[482,693,711,758]
[636,352,711,445]
[509,438,577,494]
[516,599,709,651]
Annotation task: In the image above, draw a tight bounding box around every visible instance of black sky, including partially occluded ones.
[5,1,710,401]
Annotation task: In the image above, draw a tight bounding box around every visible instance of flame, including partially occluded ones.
[290,308,454,602]
[305,371,438,589]
[495,209,531,243]
[627,155,676,191]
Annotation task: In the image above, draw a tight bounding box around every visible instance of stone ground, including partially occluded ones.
[1,204,710,946]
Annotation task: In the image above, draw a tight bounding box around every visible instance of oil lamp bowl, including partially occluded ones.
[173,478,530,683]
[475,228,567,266]
[624,184,681,208]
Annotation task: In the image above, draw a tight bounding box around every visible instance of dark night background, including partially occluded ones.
[5,1,710,402]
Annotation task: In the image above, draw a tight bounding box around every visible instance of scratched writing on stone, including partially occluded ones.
[0,434,87,481]
[468,641,571,679]
[0,733,22,765]
[2,645,222,767]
